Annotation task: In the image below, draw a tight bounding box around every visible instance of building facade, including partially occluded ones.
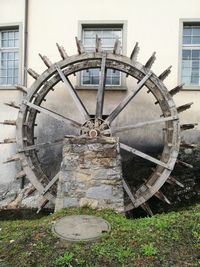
[0,0,199,207]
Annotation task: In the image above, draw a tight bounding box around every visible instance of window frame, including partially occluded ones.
[178,19,200,90]
[0,22,23,90]
[76,20,127,90]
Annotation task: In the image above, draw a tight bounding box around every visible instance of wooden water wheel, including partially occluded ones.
[1,37,196,214]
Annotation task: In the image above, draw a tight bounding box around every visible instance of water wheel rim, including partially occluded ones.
[16,51,180,208]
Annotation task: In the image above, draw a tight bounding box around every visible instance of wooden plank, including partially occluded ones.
[25,185,36,197]
[120,143,172,169]
[22,100,81,128]
[108,116,178,134]
[15,85,27,94]
[4,102,20,109]
[75,37,85,54]
[180,142,197,149]
[3,153,20,163]
[55,64,90,120]
[145,52,156,69]
[113,39,121,54]
[167,176,184,188]
[27,68,39,79]
[130,42,139,62]
[141,202,153,216]
[0,138,16,144]
[37,197,49,213]
[158,66,172,81]
[0,120,16,126]
[15,170,26,179]
[154,190,171,204]
[42,172,59,195]
[95,53,107,118]
[22,163,55,204]
[169,83,184,96]
[105,72,152,124]
[56,43,68,59]
[177,102,193,113]
[39,53,52,68]
[18,139,63,152]
[176,159,193,169]
[95,35,102,52]
[180,123,198,130]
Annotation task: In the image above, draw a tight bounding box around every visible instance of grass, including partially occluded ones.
[0,204,199,267]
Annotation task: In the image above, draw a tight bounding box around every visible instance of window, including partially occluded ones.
[0,27,19,86]
[79,22,126,88]
[181,23,200,87]
[82,27,122,86]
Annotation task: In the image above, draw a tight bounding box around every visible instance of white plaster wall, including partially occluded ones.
[26,0,200,126]
[0,0,200,198]
[0,0,24,188]
[0,0,24,23]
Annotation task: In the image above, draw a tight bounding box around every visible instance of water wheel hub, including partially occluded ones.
[80,118,111,137]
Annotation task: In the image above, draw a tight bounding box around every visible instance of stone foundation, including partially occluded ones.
[55,136,124,212]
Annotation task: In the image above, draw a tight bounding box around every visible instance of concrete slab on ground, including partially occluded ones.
[52,215,111,242]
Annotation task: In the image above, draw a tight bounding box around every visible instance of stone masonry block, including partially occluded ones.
[86,185,113,199]
[63,197,79,207]
[55,136,124,212]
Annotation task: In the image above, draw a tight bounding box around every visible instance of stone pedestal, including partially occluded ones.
[55,136,124,212]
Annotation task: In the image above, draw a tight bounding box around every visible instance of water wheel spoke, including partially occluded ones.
[105,72,152,124]
[96,53,107,118]
[42,172,60,195]
[55,64,90,120]
[22,100,81,128]
[37,197,49,213]
[18,139,64,152]
[107,116,178,134]
[120,143,171,169]
[122,178,136,205]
